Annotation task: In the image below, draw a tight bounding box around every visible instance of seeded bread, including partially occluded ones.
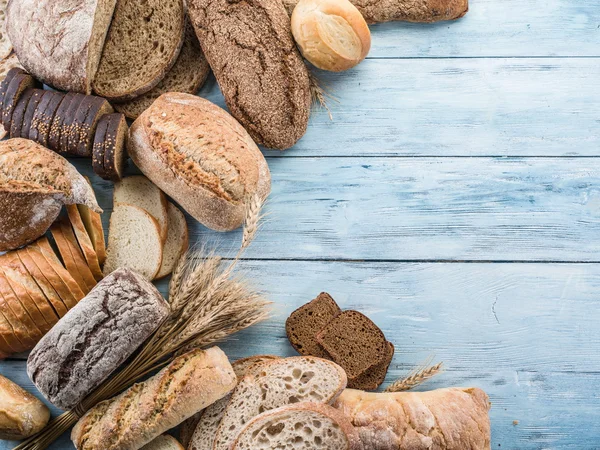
[93,0,185,101]
[156,203,188,279]
[128,93,271,231]
[29,91,64,148]
[59,93,86,154]
[114,19,210,120]
[75,97,114,157]
[20,89,45,139]
[48,92,77,152]
[232,403,361,450]
[188,0,311,150]
[6,0,118,93]
[348,341,394,390]
[2,72,37,129]
[9,88,33,139]
[286,292,341,358]
[92,115,110,179]
[102,113,128,181]
[142,435,184,450]
[213,356,347,450]
[0,67,24,112]
[71,347,238,450]
[66,205,103,281]
[28,268,170,410]
[104,204,164,279]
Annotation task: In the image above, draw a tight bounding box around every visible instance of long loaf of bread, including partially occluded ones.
[282,0,468,23]
[333,387,491,450]
[71,347,237,450]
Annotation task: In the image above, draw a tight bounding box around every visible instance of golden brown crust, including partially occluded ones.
[0,374,50,440]
[50,224,91,295]
[0,268,41,348]
[59,220,98,292]
[66,205,104,281]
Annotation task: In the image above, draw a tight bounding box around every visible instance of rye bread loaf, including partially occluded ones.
[29,90,64,148]
[19,89,45,140]
[128,93,271,231]
[71,347,238,450]
[9,87,33,139]
[59,93,86,154]
[93,0,185,101]
[6,0,117,93]
[75,96,114,157]
[115,19,210,120]
[27,268,170,410]
[2,72,36,129]
[333,388,491,449]
[48,92,77,152]
[282,0,469,23]
[102,113,128,181]
[188,0,311,150]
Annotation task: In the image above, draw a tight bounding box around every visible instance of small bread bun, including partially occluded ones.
[291,0,371,72]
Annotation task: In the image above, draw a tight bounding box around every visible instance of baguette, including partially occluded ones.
[333,388,492,449]
[0,375,50,440]
[71,347,238,450]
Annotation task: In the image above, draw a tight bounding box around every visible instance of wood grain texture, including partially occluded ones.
[2,261,600,448]
[198,58,600,157]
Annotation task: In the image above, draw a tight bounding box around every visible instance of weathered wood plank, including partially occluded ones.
[2,261,600,448]
[198,58,600,157]
[78,157,600,262]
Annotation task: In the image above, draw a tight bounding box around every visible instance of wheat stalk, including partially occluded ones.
[309,72,335,121]
[385,361,444,393]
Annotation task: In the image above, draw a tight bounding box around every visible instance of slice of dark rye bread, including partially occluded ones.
[48,92,76,152]
[0,67,25,122]
[316,310,388,380]
[2,72,37,129]
[9,88,33,138]
[29,90,64,147]
[92,114,110,179]
[19,89,45,139]
[67,96,94,156]
[286,293,341,359]
[348,341,394,391]
[59,93,86,154]
[75,97,113,157]
[102,113,127,181]
[114,18,210,120]
[93,0,185,101]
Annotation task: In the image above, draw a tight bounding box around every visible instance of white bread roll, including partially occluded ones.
[292,0,371,72]
[0,375,50,440]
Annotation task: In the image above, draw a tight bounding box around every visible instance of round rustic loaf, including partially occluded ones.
[128,93,271,232]
[292,0,371,72]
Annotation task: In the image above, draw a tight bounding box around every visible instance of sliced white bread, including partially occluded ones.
[155,203,188,279]
[103,204,163,279]
[213,357,347,450]
[66,205,103,281]
[141,435,184,450]
[186,356,280,450]
[114,175,168,243]
[232,403,361,450]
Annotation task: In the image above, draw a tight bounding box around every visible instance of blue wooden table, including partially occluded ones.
[2,0,600,448]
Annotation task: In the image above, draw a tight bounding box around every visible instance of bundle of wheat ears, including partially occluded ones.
[15,195,271,450]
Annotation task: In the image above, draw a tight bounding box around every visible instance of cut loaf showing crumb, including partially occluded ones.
[348,341,394,391]
[104,204,163,279]
[316,310,388,379]
[93,0,185,101]
[113,176,168,243]
[102,113,128,181]
[140,435,184,450]
[232,403,361,450]
[155,203,188,279]
[286,292,341,358]
[213,356,347,450]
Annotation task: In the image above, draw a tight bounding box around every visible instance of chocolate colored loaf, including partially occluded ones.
[27,268,170,410]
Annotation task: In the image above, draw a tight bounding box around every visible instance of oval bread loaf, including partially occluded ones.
[128,93,271,232]
[0,375,50,440]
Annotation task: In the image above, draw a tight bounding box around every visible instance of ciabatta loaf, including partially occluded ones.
[71,347,237,450]
[333,388,492,450]
[128,93,271,231]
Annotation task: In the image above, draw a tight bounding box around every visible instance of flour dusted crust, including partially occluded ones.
[333,388,491,450]
[188,0,310,150]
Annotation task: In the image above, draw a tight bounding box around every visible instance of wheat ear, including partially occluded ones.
[385,361,444,393]
[309,72,334,121]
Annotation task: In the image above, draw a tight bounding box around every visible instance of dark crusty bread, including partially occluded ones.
[27,268,170,410]
[282,0,469,23]
[29,90,64,148]
[76,97,113,157]
[0,67,25,110]
[2,72,37,130]
[92,114,110,179]
[187,0,311,150]
[102,113,127,181]
[49,92,78,152]
[59,93,86,154]
[114,18,210,120]
[348,341,394,390]
[286,292,341,358]
[9,88,34,139]
[67,96,94,156]
[316,310,388,379]
[93,0,185,101]
[20,89,45,140]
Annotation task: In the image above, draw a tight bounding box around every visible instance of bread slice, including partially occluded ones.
[0,268,41,346]
[66,205,103,281]
[155,203,188,279]
[58,219,97,292]
[232,403,361,450]
[50,223,91,295]
[19,89,45,139]
[213,356,347,450]
[102,113,128,181]
[49,92,77,153]
[93,0,185,101]
[0,309,24,354]
[104,204,163,279]
[141,435,184,450]
[185,355,280,450]
[0,67,24,109]
[114,176,168,243]
[77,202,107,266]
[67,95,95,155]
[114,18,210,120]
[348,341,394,391]
[286,292,341,358]
[59,93,86,154]
[9,87,33,138]
[2,72,37,129]
[0,290,34,351]
[29,90,64,148]
[92,114,110,179]
[76,97,114,157]
[316,310,388,379]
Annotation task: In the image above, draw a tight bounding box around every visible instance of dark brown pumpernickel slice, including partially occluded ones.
[59,93,86,155]
[48,92,78,153]
[27,90,55,144]
[286,292,341,359]
[102,113,128,181]
[20,89,46,139]
[75,98,114,157]
[29,90,64,147]
[92,115,110,180]
[2,72,37,130]
[316,310,388,380]
[66,96,94,156]
[348,341,395,391]
[10,88,34,139]
[0,67,26,115]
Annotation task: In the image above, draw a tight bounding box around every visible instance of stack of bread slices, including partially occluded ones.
[104,175,189,280]
[0,203,105,357]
